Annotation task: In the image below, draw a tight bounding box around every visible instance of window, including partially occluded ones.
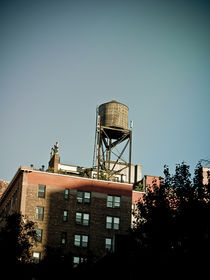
[105,238,113,251]
[74,235,81,247]
[73,256,85,267]
[106,216,112,229]
[63,210,68,222]
[76,212,82,224]
[74,234,89,247]
[61,232,67,246]
[35,207,44,221]
[77,191,83,203]
[84,192,91,203]
[107,195,121,208]
[35,229,43,242]
[76,212,90,226]
[64,189,70,200]
[83,213,89,226]
[77,191,91,204]
[33,252,40,264]
[113,217,120,230]
[38,185,46,198]
[73,256,80,267]
[106,216,120,230]
[81,235,88,247]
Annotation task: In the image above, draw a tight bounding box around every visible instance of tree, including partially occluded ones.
[35,246,74,280]
[0,213,36,267]
[132,162,209,276]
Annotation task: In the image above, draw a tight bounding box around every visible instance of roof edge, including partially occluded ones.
[21,167,133,186]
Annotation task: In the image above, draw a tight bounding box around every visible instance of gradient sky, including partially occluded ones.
[0,0,209,182]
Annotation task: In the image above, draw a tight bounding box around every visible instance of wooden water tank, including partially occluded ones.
[99,100,128,130]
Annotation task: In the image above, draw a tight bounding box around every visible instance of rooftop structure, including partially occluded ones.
[93,100,133,183]
[48,142,142,184]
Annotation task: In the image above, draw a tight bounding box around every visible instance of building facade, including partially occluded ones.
[0,166,133,265]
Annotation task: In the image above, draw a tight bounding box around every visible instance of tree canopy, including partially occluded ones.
[0,213,36,264]
[131,162,209,277]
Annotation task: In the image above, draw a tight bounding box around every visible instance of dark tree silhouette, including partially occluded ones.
[0,213,36,278]
[0,213,36,264]
[132,162,210,277]
[35,246,74,280]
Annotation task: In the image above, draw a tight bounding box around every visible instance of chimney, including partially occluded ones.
[48,142,60,172]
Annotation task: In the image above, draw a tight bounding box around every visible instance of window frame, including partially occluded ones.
[81,235,88,247]
[76,212,90,226]
[63,210,68,222]
[105,238,113,251]
[106,216,120,230]
[113,217,120,230]
[106,216,113,229]
[37,185,46,198]
[73,256,86,267]
[107,195,121,208]
[35,229,43,243]
[107,195,113,208]
[64,189,70,200]
[76,212,82,224]
[74,234,81,247]
[33,252,41,264]
[74,234,89,248]
[35,207,44,221]
[77,191,91,204]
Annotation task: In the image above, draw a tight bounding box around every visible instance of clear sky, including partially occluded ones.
[0,0,209,182]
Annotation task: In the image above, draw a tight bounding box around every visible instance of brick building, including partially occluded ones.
[0,165,133,265]
[0,147,165,266]
[2,149,208,266]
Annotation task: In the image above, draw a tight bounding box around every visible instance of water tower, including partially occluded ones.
[92,100,132,183]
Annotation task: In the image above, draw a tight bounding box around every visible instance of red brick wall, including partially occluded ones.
[28,171,132,197]
[25,170,132,259]
[132,191,144,205]
[0,169,132,260]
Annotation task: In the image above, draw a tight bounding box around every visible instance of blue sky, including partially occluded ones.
[0,0,209,182]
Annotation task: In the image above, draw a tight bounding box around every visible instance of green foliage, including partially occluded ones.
[133,182,145,192]
[99,171,108,181]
